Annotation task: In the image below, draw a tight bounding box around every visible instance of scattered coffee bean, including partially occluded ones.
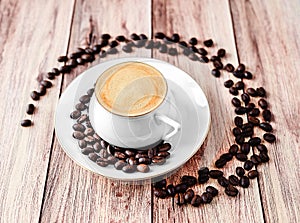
[79,95,90,104]
[250,154,262,165]
[31,91,40,101]
[130,33,139,40]
[203,39,213,47]
[249,116,260,126]
[241,143,250,155]
[244,160,254,171]
[233,71,244,79]
[163,36,173,44]
[206,186,218,197]
[138,157,151,165]
[77,114,88,123]
[122,164,136,173]
[158,143,171,152]
[232,97,241,107]
[209,170,223,179]
[72,123,85,132]
[21,119,32,127]
[248,170,259,179]
[211,69,221,77]
[26,104,35,115]
[259,122,273,132]
[236,153,248,162]
[241,93,250,105]
[234,116,243,128]
[78,140,87,149]
[258,99,268,109]
[70,110,81,119]
[201,192,213,203]
[210,55,220,62]
[235,81,244,90]
[224,79,234,88]
[181,175,197,187]
[154,32,165,39]
[239,176,250,188]
[188,53,198,61]
[107,156,118,164]
[198,167,209,175]
[246,103,255,111]
[263,133,276,143]
[46,72,55,80]
[125,150,135,157]
[217,48,226,57]
[166,184,175,197]
[262,109,272,121]
[225,185,239,197]
[198,174,209,184]
[57,55,68,62]
[92,142,101,152]
[175,193,186,206]
[249,137,261,146]
[257,144,268,152]
[235,107,247,115]
[114,151,126,160]
[229,87,239,95]
[152,156,166,165]
[228,175,239,186]
[84,136,95,144]
[229,144,239,155]
[244,71,253,79]
[218,176,229,187]
[37,85,46,96]
[59,65,71,73]
[154,179,167,189]
[224,63,235,72]
[184,189,195,203]
[52,68,60,75]
[232,127,242,137]
[189,37,198,45]
[256,87,266,97]
[215,158,227,168]
[175,183,188,194]
[88,153,99,162]
[259,152,270,162]
[86,88,94,96]
[220,153,233,161]
[249,108,260,117]
[213,60,223,69]
[96,159,109,167]
[198,48,207,56]
[81,147,94,155]
[84,128,94,136]
[246,88,257,97]
[171,33,180,42]
[236,167,245,177]
[178,41,188,48]
[154,188,168,199]
[137,164,149,173]
[191,195,202,207]
[235,135,245,145]
[236,64,245,72]
[199,56,209,63]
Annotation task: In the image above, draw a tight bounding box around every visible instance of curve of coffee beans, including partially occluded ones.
[21,26,276,208]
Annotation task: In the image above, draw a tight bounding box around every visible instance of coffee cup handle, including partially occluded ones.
[155,114,181,141]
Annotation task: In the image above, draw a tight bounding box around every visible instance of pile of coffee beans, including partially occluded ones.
[21,27,276,209]
[70,87,172,173]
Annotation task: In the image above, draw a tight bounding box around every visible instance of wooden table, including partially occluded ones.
[0,0,299,222]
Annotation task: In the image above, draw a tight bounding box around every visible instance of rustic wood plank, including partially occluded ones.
[230,0,300,222]
[152,0,264,222]
[0,0,75,222]
[40,0,152,222]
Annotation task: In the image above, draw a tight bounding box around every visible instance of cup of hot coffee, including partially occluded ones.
[89,61,180,149]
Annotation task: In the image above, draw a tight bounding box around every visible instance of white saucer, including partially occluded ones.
[55,57,210,181]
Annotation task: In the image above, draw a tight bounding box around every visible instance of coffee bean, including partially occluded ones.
[236,153,248,161]
[46,72,55,80]
[137,164,149,173]
[99,149,108,159]
[246,88,257,97]
[171,33,180,42]
[235,135,245,145]
[88,153,99,162]
[73,131,85,140]
[84,136,95,144]
[86,88,94,97]
[236,167,245,177]
[241,93,250,105]
[77,114,88,123]
[157,151,170,158]
[79,95,90,104]
[249,116,260,126]
[248,170,259,179]
[130,33,139,40]
[191,195,202,207]
[198,167,209,175]
[250,154,262,165]
[210,55,220,62]
[184,189,195,203]
[218,176,229,187]
[101,33,111,40]
[166,184,175,197]
[154,188,168,199]
[84,128,94,136]
[138,157,151,165]
[74,103,86,112]
[145,40,154,49]
[122,45,132,53]
[242,122,254,130]
[175,183,188,194]
[72,123,85,132]
[189,37,197,45]
[215,158,227,168]
[59,65,72,73]
[241,143,250,155]
[262,109,272,121]
[122,164,136,173]
[235,107,247,115]
[235,81,244,90]
[258,99,268,109]
[249,137,261,146]
[124,150,135,157]
[178,41,188,48]
[36,85,46,96]
[225,63,235,72]
[209,170,223,179]
[259,152,270,162]
[244,71,253,79]
[175,193,186,206]
[232,127,241,137]
[26,104,35,115]
[70,110,81,119]
[239,176,250,188]
[106,145,116,156]
[154,179,167,189]
[198,48,207,56]
[244,160,254,170]
[256,87,266,97]
[220,153,233,161]
[109,40,118,48]
[228,175,239,186]
[31,91,40,101]
[225,185,239,197]
[246,102,255,111]
[206,186,218,197]
[168,47,178,56]
[199,56,209,63]
[154,32,165,39]
[21,119,32,127]
[229,87,239,96]
[52,68,60,75]
[107,47,118,54]
[249,108,260,117]
[76,58,85,65]
[188,53,198,61]
[158,143,171,152]
[81,147,94,155]
[163,36,173,44]
[91,44,101,54]
[236,64,245,72]
[233,71,244,78]
[78,140,87,148]
[211,69,221,77]
[213,60,223,69]
[233,117,243,129]
[96,159,109,167]
[232,97,241,107]
[224,79,234,88]
[242,128,254,138]
[152,156,166,165]
[107,156,118,164]
[217,48,226,57]
[181,175,197,187]
[57,55,68,62]
[91,142,100,152]
[229,144,239,155]
[257,144,268,152]
[114,151,126,160]
[203,39,213,47]
[259,122,273,132]
[198,174,209,184]
[159,44,167,53]
[201,192,213,204]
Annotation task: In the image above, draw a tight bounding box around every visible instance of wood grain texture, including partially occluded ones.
[40,1,152,222]
[230,0,300,222]
[0,0,74,222]
[152,0,264,222]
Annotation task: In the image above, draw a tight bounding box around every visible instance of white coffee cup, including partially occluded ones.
[89,61,180,149]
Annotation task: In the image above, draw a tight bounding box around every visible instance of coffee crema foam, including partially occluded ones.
[95,62,167,116]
